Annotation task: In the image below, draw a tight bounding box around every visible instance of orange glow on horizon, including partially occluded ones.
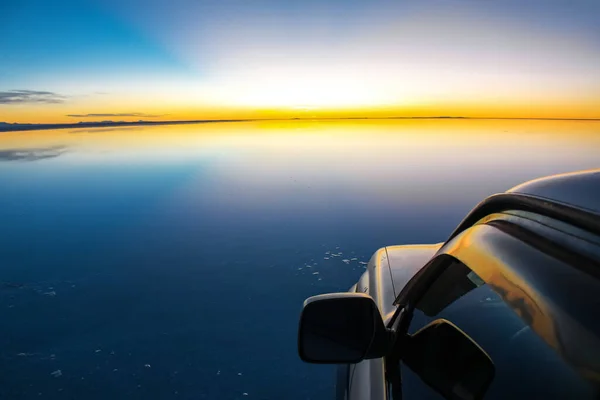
[3,0,599,125]
[2,99,600,125]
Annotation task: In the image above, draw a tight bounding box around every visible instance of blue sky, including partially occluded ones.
[0,0,191,86]
[1,0,599,122]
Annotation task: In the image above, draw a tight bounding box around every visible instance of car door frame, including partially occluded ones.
[383,216,600,399]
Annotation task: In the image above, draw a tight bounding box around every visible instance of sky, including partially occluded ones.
[1,0,599,123]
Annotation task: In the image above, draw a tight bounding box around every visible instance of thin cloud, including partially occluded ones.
[0,146,67,161]
[0,90,67,104]
[66,113,166,118]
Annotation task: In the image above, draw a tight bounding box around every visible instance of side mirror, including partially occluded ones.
[298,293,389,364]
[403,319,495,400]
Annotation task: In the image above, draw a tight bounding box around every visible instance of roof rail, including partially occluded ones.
[446,193,600,244]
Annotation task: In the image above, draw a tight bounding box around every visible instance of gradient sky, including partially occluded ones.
[1,0,599,123]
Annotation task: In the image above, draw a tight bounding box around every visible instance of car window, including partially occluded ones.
[397,257,596,400]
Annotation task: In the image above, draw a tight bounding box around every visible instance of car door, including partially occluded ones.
[386,221,600,399]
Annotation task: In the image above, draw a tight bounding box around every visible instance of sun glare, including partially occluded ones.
[205,69,401,111]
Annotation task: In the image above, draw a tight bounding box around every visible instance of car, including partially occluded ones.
[297,169,600,400]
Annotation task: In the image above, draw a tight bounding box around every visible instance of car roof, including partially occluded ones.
[446,169,600,244]
[507,169,600,216]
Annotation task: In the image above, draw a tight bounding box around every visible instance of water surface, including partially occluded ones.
[1,120,598,399]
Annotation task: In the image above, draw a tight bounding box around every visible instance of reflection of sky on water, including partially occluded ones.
[0,120,598,399]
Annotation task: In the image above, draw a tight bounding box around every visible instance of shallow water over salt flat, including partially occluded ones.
[0,119,598,399]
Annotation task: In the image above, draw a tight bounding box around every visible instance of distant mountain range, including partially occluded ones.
[1,116,598,132]
[0,119,245,132]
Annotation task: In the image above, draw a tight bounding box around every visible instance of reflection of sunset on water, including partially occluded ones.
[1,119,599,213]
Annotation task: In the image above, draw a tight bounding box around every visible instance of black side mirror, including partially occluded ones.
[298,293,389,364]
[403,319,495,400]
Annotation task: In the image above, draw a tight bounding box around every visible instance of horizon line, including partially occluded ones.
[1,116,599,132]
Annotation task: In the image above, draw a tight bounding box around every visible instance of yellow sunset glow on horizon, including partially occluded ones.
[2,0,599,124]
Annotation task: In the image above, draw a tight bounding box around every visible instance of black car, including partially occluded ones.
[298,169,600,400]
